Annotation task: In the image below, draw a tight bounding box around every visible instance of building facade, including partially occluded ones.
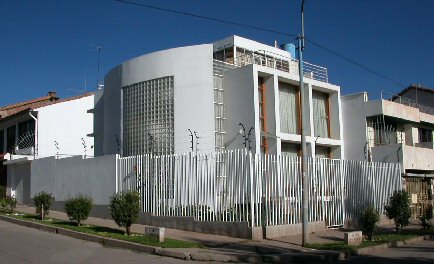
[100,35,344,158]
[342,87,434,176]
[1,92,97,203]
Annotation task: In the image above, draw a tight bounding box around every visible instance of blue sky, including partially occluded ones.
[1,0,433,107]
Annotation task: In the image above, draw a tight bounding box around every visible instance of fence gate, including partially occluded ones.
[405,177,433,219]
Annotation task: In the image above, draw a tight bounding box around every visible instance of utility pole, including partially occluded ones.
[298,0,309,246]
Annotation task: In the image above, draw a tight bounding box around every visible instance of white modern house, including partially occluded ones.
[1,92,98,203]
[100,35,344,158]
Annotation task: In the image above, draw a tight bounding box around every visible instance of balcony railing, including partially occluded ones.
[233,51,329,83]
[381,91,434,115]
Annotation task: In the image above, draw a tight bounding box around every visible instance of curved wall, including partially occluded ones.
[101,44,215,156]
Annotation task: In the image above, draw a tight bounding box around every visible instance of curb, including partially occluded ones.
[0,214,261,262]
[354,235,433,255]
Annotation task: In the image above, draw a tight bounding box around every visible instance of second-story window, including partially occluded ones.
[6,126,16,153]
[419,128,433,143]
[313,90,330,138]
[279,82,299,134]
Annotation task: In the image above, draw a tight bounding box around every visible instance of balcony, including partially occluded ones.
[371,143,434,171]
[233,51,329,83]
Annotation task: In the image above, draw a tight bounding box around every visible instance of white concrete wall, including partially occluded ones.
[7,161,31,204]
[341,93,369,161]
[223,65,257,151]
[103,44,215,155]
[30,155,117,205]
[213,35,293,59]
[36,95,95,158]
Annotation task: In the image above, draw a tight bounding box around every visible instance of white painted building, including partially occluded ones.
[1,93,97,203]
[342,86,434,177]
[100,35,344,158]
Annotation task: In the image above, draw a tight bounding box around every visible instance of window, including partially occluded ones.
[0,130,4,154]
[419,128,433,143]
[258,77,267,154]
[17,120,35,149]
[279,82,299,134]
[315,146,330,159]
[312,90,329,138]
[6,126,16,153]
[122,76,174,156]
[281,142,299,157]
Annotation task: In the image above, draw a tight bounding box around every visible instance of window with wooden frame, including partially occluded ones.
[279,82,300,134]
[312,90,330,138]
[258,77,267,154]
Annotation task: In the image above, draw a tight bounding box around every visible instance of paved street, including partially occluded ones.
[0,220,214,264]
[341,238,434,264]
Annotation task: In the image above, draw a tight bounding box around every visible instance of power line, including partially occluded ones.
[115,0,407,90]
[115,0,297,38]
[305,38,407,88]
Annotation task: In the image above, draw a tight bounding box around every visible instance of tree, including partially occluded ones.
[33,191,53,220]
[384,190,411,234]
[420,205,433,230]
[65,194,93,226]
[109,191,140,235]
[361,205,380,240]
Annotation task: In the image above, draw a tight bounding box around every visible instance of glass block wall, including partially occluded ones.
[122,76,174,156]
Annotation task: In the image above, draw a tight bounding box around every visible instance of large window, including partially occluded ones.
[312,90,329,138]
[279,82,299,134]
[122,76,174,156]
[18,120,35,149]
[258,77,267,154]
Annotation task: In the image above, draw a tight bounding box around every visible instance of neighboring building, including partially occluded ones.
[100,35,344,158]
[1,92,98,203]
[0,92,59,119]
[342,86,434,217]
[342,86,434,175]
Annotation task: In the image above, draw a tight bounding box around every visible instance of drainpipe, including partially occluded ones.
[29,110,38,158]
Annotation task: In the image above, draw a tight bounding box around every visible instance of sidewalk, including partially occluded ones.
[12,204,352,262]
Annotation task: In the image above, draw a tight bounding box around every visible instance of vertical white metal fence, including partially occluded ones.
[116,150,402,228]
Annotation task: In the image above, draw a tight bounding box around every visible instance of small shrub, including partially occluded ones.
[420,205,433,230]
[0,197,16,213]
[384,190,411,234]
[109,191,140,236]
[361,206,380,240]
[65,194,93,226]
[33,191,53,220]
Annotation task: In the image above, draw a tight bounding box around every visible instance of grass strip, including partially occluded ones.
[305,233,419,253]
[3,213,201,248]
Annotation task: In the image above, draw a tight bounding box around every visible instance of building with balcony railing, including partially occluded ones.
[342,86,434,177]
[100,35,343,158]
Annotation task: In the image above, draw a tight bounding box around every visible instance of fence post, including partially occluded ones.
[248,151,255,227]
[115,154,119,193]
